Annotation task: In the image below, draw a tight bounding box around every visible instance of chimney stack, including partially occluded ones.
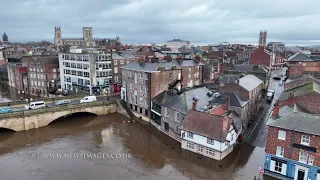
[222,116,229,131]
[225,96,230,114]
[288,93,294,106]
[192,97,198,110]
[272,100,280,118]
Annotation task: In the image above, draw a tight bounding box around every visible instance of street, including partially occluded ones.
[246,68,285,147]
[5,94,121,113]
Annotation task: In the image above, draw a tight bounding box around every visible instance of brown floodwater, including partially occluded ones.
[0,113,275,180]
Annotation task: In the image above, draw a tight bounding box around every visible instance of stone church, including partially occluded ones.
[54,27,120,47]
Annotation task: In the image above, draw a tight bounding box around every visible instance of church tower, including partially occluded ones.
[54,26,62,46]
[83,27,93,47]
[2,32,8,44]
[259,30,267,47]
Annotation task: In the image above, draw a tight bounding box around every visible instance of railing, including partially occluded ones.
[0,100,116,120]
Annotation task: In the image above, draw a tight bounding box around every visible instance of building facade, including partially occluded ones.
[121,60,204,122]
[54,27,120,47]
[59,47,112,93]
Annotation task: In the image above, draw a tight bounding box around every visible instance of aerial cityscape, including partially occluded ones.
[0,1,320,180]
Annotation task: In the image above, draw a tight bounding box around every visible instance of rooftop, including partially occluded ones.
[181,110,230,141]
[239,74,263,91]
[121,60,203,73]
[209,92,248,108]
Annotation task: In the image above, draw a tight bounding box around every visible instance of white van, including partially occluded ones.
[25,101,46,110]
[80,96,97,103]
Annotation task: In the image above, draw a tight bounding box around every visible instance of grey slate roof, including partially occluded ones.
[227,64,269,74]
[120,52,137,59]
[121,60,203,72]
[267,112,320,136]
[287,52,313,62]
[239,74,263,91]
[209,92,248,108]
[112,52,125,60]
[152,87,213,114]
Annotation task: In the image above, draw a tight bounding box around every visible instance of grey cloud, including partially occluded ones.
[1,0,320,45]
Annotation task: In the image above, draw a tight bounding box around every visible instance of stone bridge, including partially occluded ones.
[0,100,130,132]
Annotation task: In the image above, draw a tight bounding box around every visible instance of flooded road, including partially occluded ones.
[0,113,275,180]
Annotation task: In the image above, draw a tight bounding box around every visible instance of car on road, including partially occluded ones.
[273,76,281,80]
[80,96,97,103]
[25,101,46,110]
[55,99,71,106]
[0,106,12,113]
[266,89,275,103]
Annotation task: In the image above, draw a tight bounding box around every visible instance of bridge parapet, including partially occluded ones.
[0,100,116,120]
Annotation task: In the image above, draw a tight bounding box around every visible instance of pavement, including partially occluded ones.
[7,94,121,112]
[243,68,285,147]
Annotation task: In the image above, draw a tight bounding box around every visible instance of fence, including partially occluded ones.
[0,100,116,120]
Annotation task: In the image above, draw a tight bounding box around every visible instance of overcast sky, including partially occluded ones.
[1,0,320,45]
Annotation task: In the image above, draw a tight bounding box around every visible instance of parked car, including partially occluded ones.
[55,99,71,106]
[25,101,46,110]
[266,89,275,103]
[273,76,281,80]
[0,106,12,113]
[80,96,97,103]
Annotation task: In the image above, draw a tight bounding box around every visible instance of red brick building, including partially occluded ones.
[286,52,320,78]
[249,46,272,67]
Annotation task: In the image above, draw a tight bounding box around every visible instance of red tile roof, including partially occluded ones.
[209,105,227,116]
[181,110,231,141]
[295,91,320,114]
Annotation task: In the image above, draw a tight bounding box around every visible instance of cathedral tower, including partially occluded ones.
[2,32,8,44]
[259,30,267,47]
[54,26,62,46]
[83,27,93,47]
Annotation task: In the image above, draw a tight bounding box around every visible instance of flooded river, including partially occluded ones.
[0,113,275,180]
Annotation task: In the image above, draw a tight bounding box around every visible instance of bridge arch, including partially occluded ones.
[48,112,98,125]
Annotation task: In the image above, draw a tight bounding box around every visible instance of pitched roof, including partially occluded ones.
[209,105,226,116]
[112,52,125,60]
[121,60,203,72]
[151,87,213,114]
[226,64,269,74]
[287,52,313,62]
[267,112,320,136]
[181,110,231,141]
[209,92,248,108]
[239,74,263,91]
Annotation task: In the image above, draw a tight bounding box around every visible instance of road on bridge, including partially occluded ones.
[6,94,121,113]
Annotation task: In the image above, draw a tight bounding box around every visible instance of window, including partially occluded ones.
[225,141,230,146]
[165,107,169,117]
[231,134,234,141]
[140,72,142,79]
[140,97,143,104]
[145,86,148,94]
[301,135,310,145]
[40,69,43,72]
[275,161,282,173]
[29,68,32,71]
[145,73,148,80]
[83,64,89,70]
[189,67,191,72]
[129,83,132,89]
[114,76,118,82]
[123,81,126,88]
[175,112,178,122]
[187,132,193,138]
[84,72,89,78]
[169,72,173,79]
[308,155,314,165]
[278,130,286,140]
[276,146,284,157]
[114,67,118,73]
[206,148,214,156]
[299,151,308,163]
[120,60,124,64]
[207,138,214,145]
[145,99,148,107]
[140,85,142,92]
[187,142,194,149]
[114,60,117,65]
[130,71,132,77]
[41,82,44,87]
[198,146,203,153]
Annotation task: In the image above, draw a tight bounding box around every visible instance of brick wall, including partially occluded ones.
[288,62,320,78]
[150,69,180,98]
[266,126,320,166]
[249,47,271,67]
